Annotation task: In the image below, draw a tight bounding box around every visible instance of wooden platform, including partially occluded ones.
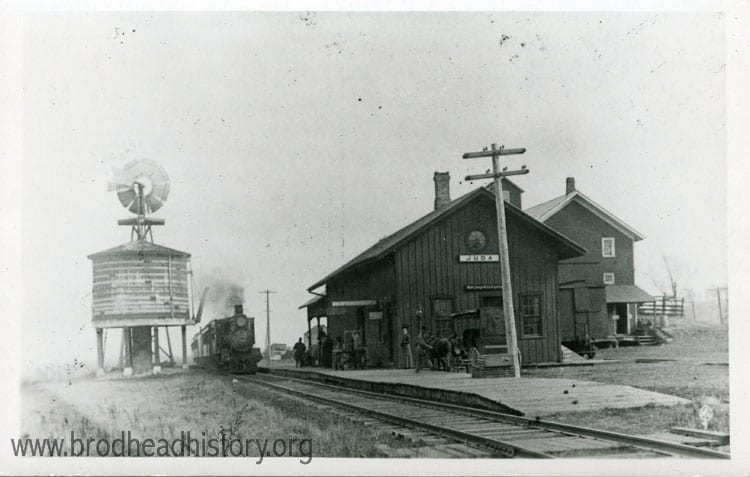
[274,367,689,417]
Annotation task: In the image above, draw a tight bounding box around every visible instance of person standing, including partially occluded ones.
[352,331,367,369]
[415,327,432,373]
[400,326,413,369]
[293,338,306,368]
[321,332,334,368]
[332,336,343,370]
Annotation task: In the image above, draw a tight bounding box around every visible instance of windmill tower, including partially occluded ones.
[88,159,207,376]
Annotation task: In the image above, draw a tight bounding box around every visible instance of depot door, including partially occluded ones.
[479,295,506,354]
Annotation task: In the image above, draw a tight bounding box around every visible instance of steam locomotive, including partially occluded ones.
[191,304,263,373]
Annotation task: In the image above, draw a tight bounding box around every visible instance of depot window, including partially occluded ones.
[520,294,543,337]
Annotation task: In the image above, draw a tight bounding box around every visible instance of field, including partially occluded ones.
[525,322,729,435]
[20,372,407,458]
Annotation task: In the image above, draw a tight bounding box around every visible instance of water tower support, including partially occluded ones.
[123,327,133,376]
[152,327,162,374]
[95,328,105,376]
[181,325,188,369]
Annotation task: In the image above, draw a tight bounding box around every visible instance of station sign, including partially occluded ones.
[325,307,348,316]
[464,284,502,292]
[326,300,378,316]
[330,300,378,307]
[368,311,383,320]
[458,254,499,263]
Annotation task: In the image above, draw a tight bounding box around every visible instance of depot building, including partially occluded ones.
[301,172,586,366]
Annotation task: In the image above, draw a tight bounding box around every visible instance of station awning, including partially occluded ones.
[298,294,325,309]
[299,293,328,319]
[605,285,654,304]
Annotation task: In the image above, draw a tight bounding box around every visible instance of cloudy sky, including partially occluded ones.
[19,10,726,373]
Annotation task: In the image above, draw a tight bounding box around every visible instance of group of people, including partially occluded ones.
[291,325,477,373]
[292,331,366,370]
[401,326,477,372]
[331,331,368,370]
[292,332,335,368]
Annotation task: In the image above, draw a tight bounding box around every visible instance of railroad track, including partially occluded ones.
[235,372,730,459]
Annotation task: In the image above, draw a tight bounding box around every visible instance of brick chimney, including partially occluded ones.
[433,172,451,210]
[566,177,576,195]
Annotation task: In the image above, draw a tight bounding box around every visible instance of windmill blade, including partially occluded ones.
[125,196,138,213]
[109,159,170,214]
[149,194,164,206]
[117,189,137,211]
[145,193,164,209]
[109,182,136,194]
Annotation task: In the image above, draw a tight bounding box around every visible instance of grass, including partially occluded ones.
[21,371,409,458]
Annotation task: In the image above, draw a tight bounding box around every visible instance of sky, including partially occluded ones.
[19,11,727,374]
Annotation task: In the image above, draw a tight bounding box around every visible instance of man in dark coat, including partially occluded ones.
[415,327,432,373]
[432,333,452,371]
[293,338,306,368]
[321,332,334,368]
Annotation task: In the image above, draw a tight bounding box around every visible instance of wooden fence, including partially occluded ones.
[638,296,685,317]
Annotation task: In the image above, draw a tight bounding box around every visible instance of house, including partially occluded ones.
[301,172,586,366]
[525,178,653,346]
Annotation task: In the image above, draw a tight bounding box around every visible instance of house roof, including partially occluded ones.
[88,240,190,259]
[605,284,654,304]
[525,190,645,241]
[307,187,586,291]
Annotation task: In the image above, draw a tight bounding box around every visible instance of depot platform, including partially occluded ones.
[266,367,689,417]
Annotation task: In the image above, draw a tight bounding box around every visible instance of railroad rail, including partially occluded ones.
[235,372,729,459]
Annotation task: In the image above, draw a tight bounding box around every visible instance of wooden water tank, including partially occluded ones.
[88,240,192,328]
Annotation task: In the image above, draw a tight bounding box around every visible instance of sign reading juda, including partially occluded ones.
[458,254,500,262]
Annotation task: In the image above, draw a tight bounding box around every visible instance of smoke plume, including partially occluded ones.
[201,275,246,318]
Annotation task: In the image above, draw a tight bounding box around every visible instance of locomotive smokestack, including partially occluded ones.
[234,304,244,316]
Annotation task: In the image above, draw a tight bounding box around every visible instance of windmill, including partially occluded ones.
[89,159,207,376]
[108,158,170,242]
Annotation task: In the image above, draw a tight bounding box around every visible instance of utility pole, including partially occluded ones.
[259,289,277,366]
[463,143,528,378]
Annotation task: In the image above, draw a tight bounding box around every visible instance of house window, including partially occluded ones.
[603,272,615,285]
[433,298,454,338]
[520,294,543,337]
[602,237,616,257]
[502,190,510,202]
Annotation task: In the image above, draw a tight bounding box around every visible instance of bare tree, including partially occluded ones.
[650,254,681,298]
[663,255,678,298]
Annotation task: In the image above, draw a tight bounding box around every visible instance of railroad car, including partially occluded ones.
[191,304,263,373]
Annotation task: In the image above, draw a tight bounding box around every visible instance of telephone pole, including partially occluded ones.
[463,143,528,378]
[259,289,277,366]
